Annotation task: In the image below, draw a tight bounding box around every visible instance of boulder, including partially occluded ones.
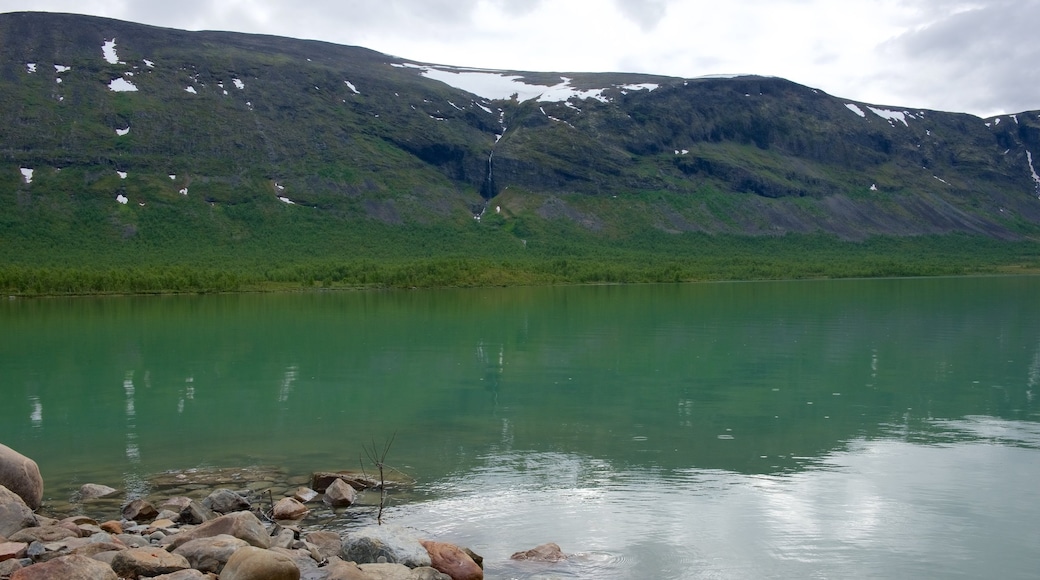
[165,511,271,551]
[77,484,118,500]
[0,486,37,538]
[99,521,122,535]
[0,559,23,577]
[303,531,342,561]
[179,500,218,525]
[311,472,376,493]
[171,534,248,574]
[509,542,566,562]
[110,547,190,578]
[219,546,300,580]
[0,541,27,562]
[151,570,214,580]
[272,497,309,521]
[9,554,118,580]
[358,563,451,580]
[8,525,76,544]
[420,541,483,580]
[202,489,251,514]
[292,487,318,504]
[341,526,431,568]
[159,497,194,512]
[323,479,357,508]
[0,444,43,510]
[122,498,158,522]
[324,557,370,580]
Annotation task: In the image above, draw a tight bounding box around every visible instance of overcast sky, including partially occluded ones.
[2,0,1038,117]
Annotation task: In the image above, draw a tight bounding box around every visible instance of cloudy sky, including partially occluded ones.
[2,0,1038,117]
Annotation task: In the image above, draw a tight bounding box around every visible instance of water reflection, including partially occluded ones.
[28,396,42,429]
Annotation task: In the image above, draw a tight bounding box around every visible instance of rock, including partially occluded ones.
[292,488,318,504]
[69,541,126,559]
[358,563,450,580]
[0,486,37,538]
[202,489,251,514]
[311,472,376,493]
[461,549,482,569]
[179,500,218,525]
[0,444,44,510]
[110,547,190,578]
[323,479,357,508]
[171,534,248,574]
[272,498,309,521]
[78,484,118,500]
[0,558,23,576]
[151,570,214,580]
[159,497,193,512]
[302,531,341,562]
[9,554,118,580]
[341,526,431,568]
[270,528,295,550]
[0,541,28,562]
[509,542,566,562]
[122,499,159,522]
[100,521,123,535]
[269,547,321,578]
[220,546,300,580]
[420,541,483,580]
[165,511,271,551]
[8,526,76,544]
[324,557,369,580]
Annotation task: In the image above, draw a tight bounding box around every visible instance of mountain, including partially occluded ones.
[2,11,1040,292]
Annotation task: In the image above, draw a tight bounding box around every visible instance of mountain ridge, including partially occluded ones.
[2,10,1040,269]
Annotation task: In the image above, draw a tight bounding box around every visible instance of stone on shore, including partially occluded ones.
[324,557,370,580]
[202,489,251,514]
[358,563,451,580]
[0,541,28,561]
[0,486,37,537]
[311,472,377,493]
[151,570,214,580]
[110,546,191,578]
[78,484,118,500]
[272,497,309,521]
[303,531,342,561]
[219,545,300,580]
[165,511,271,550]
[8,525,77,544]
[122,498,158,522]
[0,444,44,510]
[179,500,218,525]
[341,525,431,568]
[509,542,566,562]
[323,478,357,508]
[292,487,318,504]
[9,553,118,580]
[420,541,483,580]
[172,533,248,574]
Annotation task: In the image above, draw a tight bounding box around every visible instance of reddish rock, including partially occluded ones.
[0,444,43,510]
[100,520,123,534]
[509,542,567,562]
[171,534,248,574]
[165,511,271,550]
[421,541,483,580]
[273,497,309,521]
[0,541,28,562]
[220,546,300,580]
[8,525,77,543]
[10,554,118,580]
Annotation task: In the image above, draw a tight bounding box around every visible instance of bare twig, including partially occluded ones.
[362,432,397,525]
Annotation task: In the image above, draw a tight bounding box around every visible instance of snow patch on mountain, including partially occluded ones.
[396,63,658,104]
[54,65,71,73]
[26,63,36,73]
[345,81,360,94]
[867,106,909,126]
[1028,151,1040,196]
[845,104,866,118]
[185,86,197,94]
[116,127,130,136]
[20,168,33,184]
[103,39,122,65]
[233,78,245,90]
[108,78,138,92]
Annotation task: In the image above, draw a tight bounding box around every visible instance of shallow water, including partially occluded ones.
[2,277,1039,578]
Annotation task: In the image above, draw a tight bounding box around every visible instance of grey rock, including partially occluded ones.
[77,484,118,500]
[220,546,300,580]
[122,498,158,522]
[0,444,43,510]
[179,500,218,525]
[273,497,309,521]
[7,553,118,579]
[0,486,37,538]
[171,534,248,574]
[202,489,251,514]
[323,479,357,508]
[340,525,431,568]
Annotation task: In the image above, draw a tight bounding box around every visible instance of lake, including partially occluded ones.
[2,277,1039,578]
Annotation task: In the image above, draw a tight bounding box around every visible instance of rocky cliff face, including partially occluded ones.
[2,11,1040,240]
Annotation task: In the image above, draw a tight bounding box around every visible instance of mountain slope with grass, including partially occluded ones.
[2,11,1040,293]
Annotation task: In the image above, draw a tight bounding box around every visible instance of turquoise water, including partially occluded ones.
[2,278,1039,578]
